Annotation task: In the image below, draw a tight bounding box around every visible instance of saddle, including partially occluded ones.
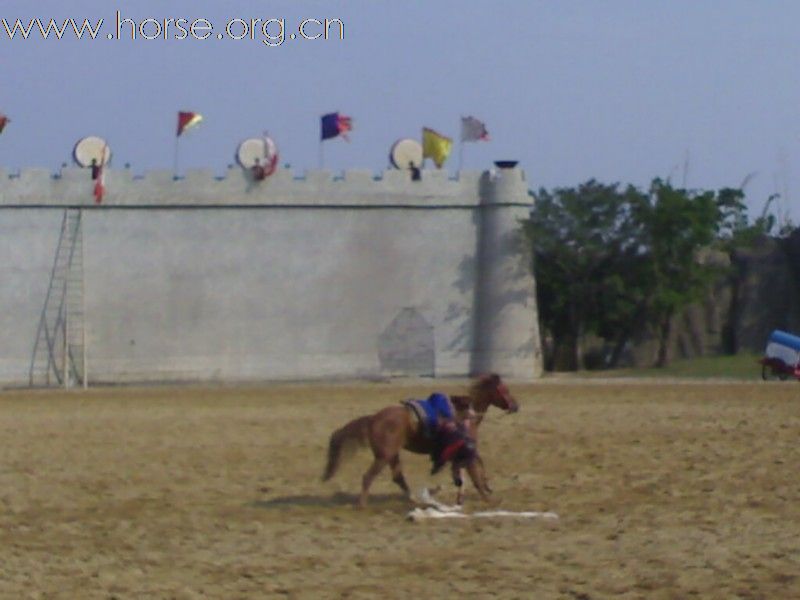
[401,399,435,438]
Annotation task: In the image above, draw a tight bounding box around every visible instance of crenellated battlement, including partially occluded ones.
[0,166,523,207]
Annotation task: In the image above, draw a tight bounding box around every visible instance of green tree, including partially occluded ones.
[635,180,723,367]
[526,181,648,370]
[528,177,788,371]
[716,188,779,250]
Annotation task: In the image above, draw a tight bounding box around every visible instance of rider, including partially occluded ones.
[424,392,477,475]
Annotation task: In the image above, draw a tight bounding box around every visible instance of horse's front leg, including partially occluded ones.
[464,455,492,503]
[452,465,465,505]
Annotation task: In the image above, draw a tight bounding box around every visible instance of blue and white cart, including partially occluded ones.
[760,330,800,381]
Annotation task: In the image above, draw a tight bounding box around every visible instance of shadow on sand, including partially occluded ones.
[252,492,411,510]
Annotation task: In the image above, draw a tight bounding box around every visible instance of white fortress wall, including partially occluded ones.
[0,165,542,384]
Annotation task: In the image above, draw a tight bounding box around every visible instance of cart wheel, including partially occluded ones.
[762,364,784,381]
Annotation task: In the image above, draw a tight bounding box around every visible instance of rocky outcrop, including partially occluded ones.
[728,234,800,352]
[589,236,800,368]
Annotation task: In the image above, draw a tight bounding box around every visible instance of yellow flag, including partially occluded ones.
[422,127,453,168]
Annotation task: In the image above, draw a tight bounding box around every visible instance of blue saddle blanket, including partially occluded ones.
[404,393,453,437]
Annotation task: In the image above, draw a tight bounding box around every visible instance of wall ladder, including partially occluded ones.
[29,208,88,388]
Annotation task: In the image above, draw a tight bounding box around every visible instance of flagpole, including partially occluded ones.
[173,136,180,179]
[319,139,324,169]
[458,117,464,172]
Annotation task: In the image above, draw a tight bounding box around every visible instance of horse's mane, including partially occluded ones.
[469,373,501,396]
[450,394,472,411]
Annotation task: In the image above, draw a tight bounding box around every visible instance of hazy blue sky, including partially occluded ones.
[2,1,800,222]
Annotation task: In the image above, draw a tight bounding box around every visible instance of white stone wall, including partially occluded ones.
[0,166,542,385]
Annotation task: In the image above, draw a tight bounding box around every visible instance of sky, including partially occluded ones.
[2,0,800,223]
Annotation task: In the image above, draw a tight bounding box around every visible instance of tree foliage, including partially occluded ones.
[526,181,648,370]
[527,178,781,370]
[634,180,724,366]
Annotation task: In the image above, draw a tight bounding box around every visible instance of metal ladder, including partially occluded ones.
[29,208,87,388]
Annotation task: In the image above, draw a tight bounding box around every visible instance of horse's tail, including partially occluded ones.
[322,415,372,482]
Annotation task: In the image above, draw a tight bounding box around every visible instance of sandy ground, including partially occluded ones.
[0,380,798,599]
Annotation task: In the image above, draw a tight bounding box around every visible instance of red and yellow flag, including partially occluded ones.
[177,111,203,136]
[0,113,9,134]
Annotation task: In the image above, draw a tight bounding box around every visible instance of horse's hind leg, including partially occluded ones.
[359,458,387,508]
[389,455,411,499]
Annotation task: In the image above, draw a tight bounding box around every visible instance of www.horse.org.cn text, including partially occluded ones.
[0,12,345,47]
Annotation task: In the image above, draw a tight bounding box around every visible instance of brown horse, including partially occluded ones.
[322,374,519,507]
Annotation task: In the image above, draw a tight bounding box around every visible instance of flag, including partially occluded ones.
[461,116,489,142]
[93,144,108,204]
[0,114,9,134]
[321,112,353,141]
[422,127,453,168]
[177,111,203,136]
[93,169,105,204]
[263,132,279,176]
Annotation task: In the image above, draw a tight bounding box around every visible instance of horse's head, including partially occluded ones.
[472,373,519,414]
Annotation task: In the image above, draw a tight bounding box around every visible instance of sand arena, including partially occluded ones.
[0,380,797,598]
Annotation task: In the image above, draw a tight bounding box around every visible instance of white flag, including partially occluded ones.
[461,116,489,142]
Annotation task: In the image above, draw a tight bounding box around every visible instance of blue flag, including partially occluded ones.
[321,112,353,141]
